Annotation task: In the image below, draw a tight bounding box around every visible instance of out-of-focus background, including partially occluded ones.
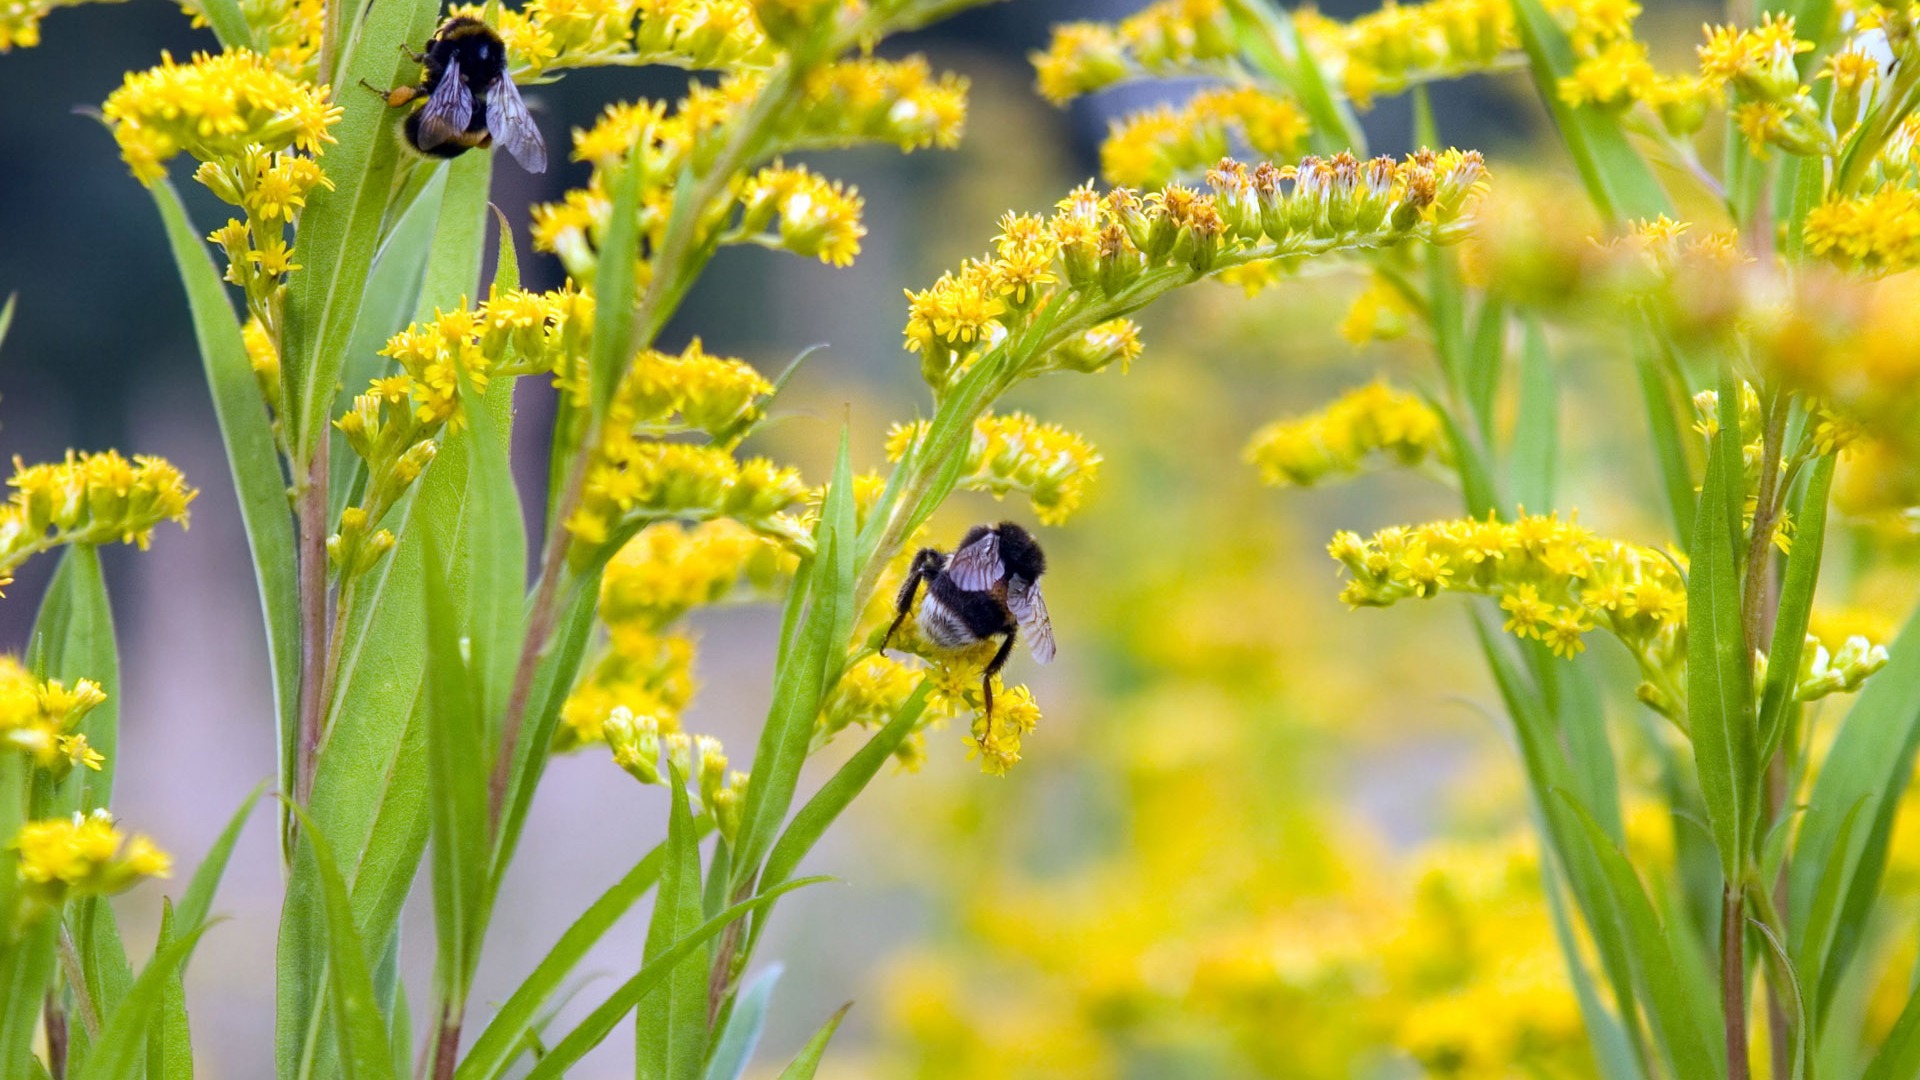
[0,1,1802,1076]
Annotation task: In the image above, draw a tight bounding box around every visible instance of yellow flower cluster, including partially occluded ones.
[817,653,955,769]
[533,57,964,285]
[1805,186,1920,273]
[1100,87,1311,189]
[455,0,770,77]
[564,342,803,558]
[199,148,335,316]
[1031,0,1236,105]
[597,517,790,638]
[906,152,1488,393]
[231,0,323,74]
[13,809,170,910]
[1699,14,1831,156]
[885,412,1104,525]
[560,631,695,747]
[601,711,750,839]
[0,451,197,588]
[1297,0,1515,109]
[1245,380,1446,488]
[333,287,591,577]
[242,316,283,415]
[736,164,866,267]
[0,657,106,776]
[100,49,341,184]
[1329,512,1691,718]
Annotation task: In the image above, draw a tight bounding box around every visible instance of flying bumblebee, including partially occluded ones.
[881,522,1055,724]
[368,16,547,172]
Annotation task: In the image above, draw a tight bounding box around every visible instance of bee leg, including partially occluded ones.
[396,42,428,63]
[361,80,422,108]
[879,549,941,654]
[977,628,1017,749]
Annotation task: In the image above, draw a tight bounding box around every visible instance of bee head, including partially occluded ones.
[993,522,1046,581]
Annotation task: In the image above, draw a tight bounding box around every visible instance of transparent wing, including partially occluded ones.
[1007,577,1055,664]
[486,74,547,173]
[945,532,1002,591]
[415,57,473,150]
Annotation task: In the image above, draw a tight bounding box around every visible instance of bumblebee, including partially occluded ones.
[369,16,546,173]
[881,522,1055,723]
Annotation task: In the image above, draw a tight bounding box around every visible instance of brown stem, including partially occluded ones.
[486,490,574,826]
[1724,883,1751,1080]
[43,994,67,1080]
[294,451,331,808]
[1742,394,1791,655]
[427,1002,463,1080]
[707,879,755,1025]
[55,926,100,1039]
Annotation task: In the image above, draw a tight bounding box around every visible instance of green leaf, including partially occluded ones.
[1539,859,1644,1080]
[423,525,491,1007]
[1436,407,1498,519]
[74,922,211,1080]
[1687,433,1759,882]
[1558,793,1723,1080]
[1778,152,1825,261]
[65,896,134,1068]
[523,878,830,1080]
[0,293,15,354]
[489,204,521,295]
[703,963,781,1080]
[1747,911,1808,1080]
[731,434,855,884]
[1509,318,1558,514]
[760,682,931,896]
[0,917,57,1080]
[638,768,709,1080]
[774,1004,851,1080]
[146,902,194,1080]
[150,180,299,795]
[1794,797,1864,1009]
[1758,455,1835,764]
[1862,982,1920,1080]
[283,802,399,1080]
[27,546,118,815]
[451,350,526,728]
[280,0,444,460]
[413,154,494,325]
[1509,0,1671,222]
[457,839,684,1080]
[589,139,647,425]
[179,781,268,933]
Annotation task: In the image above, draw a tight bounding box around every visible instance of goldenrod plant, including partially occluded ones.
[1031,0,1920,1076]
[0,0,1485,1074]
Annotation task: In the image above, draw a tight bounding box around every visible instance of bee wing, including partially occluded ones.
[486,73,547,173]
[1007,577,1054,664]
[945,531,1002,591]
[414,57,474,151]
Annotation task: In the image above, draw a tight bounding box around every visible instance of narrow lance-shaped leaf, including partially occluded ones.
[637,767,708,1080]
[0,917,58,1080]
[1509,317,1558,514]
[522,878,830,1080]
[731,433,855,884]
[1758,454,1835,763]
[456,835,692,1080]
[1862,981,1920,1080]
[145,902,193,1080]
[423,525,491,1006]
[775,1004,852,1080]
[589,138,647,425]
[702,964,781,1080]
[1687,428,1759,883]
[283,802,400,1080]
[72,922,211,1080]
[1557,794,1724,1080]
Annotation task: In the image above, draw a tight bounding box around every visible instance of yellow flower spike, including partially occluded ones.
[560,631,696,749]
[1332,512,1690,719]
[0,659,111,775]
[0,452,195,581]
[13,809,171,912]
[1805,186,1920,272]
[100,49,342,184]
[1699,12,1812,102]
[598,518,789,634]
[1032,23,1129,105]
[886,412,1104,526]
[1245,380,1447,488]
